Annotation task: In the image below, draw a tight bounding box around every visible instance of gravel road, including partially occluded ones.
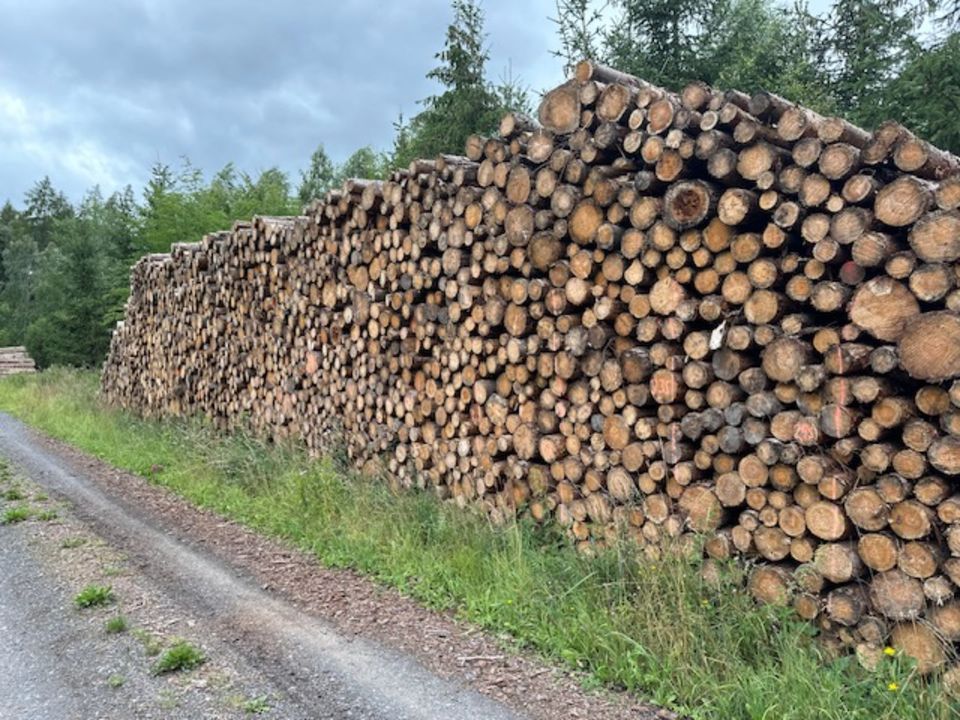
[0,413,519,720]
[0,412,670,720]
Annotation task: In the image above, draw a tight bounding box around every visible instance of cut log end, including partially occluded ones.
[538,81,581,135]
[898,311,960,381]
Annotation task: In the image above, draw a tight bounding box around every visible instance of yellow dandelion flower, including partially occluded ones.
[884,647,896,657]
[888,682,899,692]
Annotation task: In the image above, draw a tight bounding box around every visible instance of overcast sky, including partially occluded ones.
[0,0,563,206]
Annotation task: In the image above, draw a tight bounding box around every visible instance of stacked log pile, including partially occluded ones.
[102,60,960,672]
[0,346,37,376]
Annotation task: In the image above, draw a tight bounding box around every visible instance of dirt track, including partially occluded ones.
[0,413,669,720]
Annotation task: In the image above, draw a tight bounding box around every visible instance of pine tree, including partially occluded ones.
[234,167,297,219]
[703,0,832,110]
[141,162,185,254]
[103,186,142,262]
[25,217,112,367]
[945,0,960,26]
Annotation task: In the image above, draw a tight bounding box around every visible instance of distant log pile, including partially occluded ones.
[102,60,960,673]
[0,347,37,376]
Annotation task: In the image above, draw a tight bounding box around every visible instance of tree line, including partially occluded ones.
[2,0,957,368]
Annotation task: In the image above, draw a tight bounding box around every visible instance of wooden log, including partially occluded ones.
[899,312,960,381]
[574,60,647,88]
[662,180,717,230]
[870,570,925,620]
[874,176,935,227]
[717,188,758,225]
[893,133,960,180]
[889,622,946,675]
[539,80,581,134]
[909,210,960,263]
[848,277,920,342]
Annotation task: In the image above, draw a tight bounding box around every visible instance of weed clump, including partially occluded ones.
[105,615,128,633]
[152,640,205,674]
[1,505,30,524]
[74,584,114,608]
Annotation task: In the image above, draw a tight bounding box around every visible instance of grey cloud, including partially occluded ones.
[0,0,562,204]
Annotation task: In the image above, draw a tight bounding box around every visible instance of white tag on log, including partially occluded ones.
[709,320,726,351]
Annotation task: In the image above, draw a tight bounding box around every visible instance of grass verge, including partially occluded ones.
[0,368,954,719]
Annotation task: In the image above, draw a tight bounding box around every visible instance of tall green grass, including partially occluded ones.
[0,368,955,719]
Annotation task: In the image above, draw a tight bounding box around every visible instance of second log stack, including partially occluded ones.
[101,60,960,673]
[0,346,37,376]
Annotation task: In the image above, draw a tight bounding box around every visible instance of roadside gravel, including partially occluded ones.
[0,470,292,718]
